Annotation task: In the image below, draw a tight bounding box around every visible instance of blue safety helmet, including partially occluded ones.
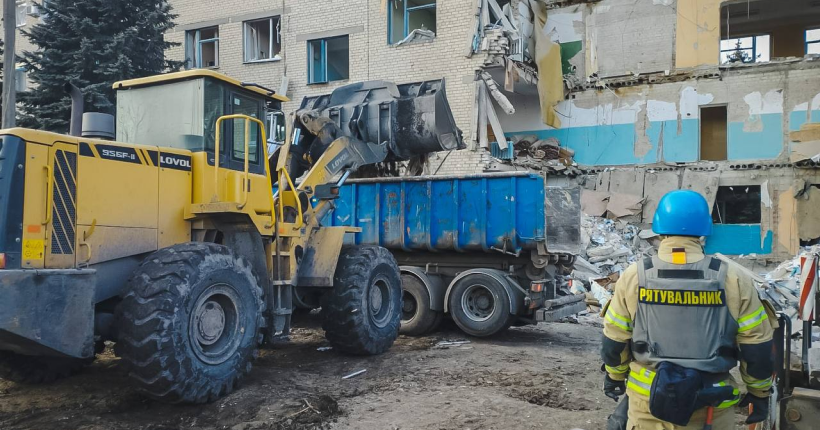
[652,190,712,237]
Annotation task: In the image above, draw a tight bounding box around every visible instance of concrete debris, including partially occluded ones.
[570,215,659,308]
[755,247,820,324]
[396,28,435,46]
[481,72,515,115]
[341,369,367,380]
[487,134,582,175]
[434,339,472,349]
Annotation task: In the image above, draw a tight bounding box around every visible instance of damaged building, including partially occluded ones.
[165,0,820,263]
[442,0,820,263]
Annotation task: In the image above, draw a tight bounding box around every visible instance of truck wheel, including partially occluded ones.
[321,246,401,355]
[115,243,265,404]
[448,273,512,337]
[400,274,443,336]
[0,351,89,383]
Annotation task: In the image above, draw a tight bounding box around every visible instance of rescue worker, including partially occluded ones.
[601,190,776,429]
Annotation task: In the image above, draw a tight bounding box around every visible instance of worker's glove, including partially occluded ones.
[603,374,626,401]
[739,393,769,424]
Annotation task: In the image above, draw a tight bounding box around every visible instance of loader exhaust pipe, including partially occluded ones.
[64,83,83,137]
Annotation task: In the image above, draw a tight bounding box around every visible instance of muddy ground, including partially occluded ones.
[0,313,752,430]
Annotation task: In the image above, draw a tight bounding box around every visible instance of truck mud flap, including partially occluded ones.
[535,294,587,322]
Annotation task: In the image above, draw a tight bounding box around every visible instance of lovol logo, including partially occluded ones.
[326,150,351,175]
[159,153,192,171]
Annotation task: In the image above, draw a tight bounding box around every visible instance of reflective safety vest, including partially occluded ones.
[633,255,739,374]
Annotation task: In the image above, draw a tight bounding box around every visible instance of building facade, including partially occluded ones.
[164,0,820,261]
[165,0,486,146]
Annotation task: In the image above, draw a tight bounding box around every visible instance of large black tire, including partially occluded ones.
[400,274,443,336]
[115,243,265,404]
[0,351,89,383]
[321,246,401,355]
[448,273,513,337]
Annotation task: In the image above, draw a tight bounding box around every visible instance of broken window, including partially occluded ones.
[700,106,727,161]
[307,36,349,84]
[712,186,761,225]
[15,1,27,27]
[14,67,27,92]
[722,1,820,61]
[720,35,770,64]
[808,28,820,54]
[244,17,281,62]
[186,27,219,69]
[388,0,436,45]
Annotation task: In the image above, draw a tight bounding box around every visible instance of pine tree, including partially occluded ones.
[18,1,183,132]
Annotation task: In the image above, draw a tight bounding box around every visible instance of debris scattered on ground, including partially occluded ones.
[342,369,367,380]
[434,339,472,349]
[316,346,333,352]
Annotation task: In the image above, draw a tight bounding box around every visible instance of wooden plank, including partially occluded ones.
[487,0,516,31]
[484,82,508,150]
[468,80,481,150]
[478,83,488,149]
[481,0,490,36]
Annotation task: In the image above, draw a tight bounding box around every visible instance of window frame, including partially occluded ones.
[186,27,220,69]
[387,0,436,45]
[807,27,820,55]
[243,16,281,63]
[204,78,266,175]
[15,1,27,28]
[306,35,349,85]
[719,34,770,64]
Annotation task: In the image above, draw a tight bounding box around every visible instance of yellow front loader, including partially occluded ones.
[0,70,463,403]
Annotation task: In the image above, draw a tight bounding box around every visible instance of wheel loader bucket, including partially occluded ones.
[297,79,464,160]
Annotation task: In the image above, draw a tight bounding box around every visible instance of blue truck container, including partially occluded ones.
[318,172,584,338]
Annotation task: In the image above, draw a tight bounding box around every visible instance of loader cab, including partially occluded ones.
[114,70,288,174]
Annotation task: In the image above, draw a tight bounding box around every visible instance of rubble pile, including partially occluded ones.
[490,134,584,175]
[570,215,659,308]
[756,246,820,327]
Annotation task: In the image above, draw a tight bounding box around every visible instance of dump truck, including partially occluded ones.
[0,70,462,403]
[304,172,586,338]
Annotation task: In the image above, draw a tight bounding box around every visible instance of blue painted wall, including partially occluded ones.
[508,113,790,165]
[647,119,700,163]
[789,110,820,131]
[704,224,773,255]
[727,113,783,160]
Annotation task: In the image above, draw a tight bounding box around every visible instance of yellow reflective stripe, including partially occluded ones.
[717,389,741,409]
[606,363,630,374]
[629,369,655,384]
[712,381,741,408]
[627,368,655,396]
[745,377,773,390]
[605,309,633,332]
[626,379,650,396]
[738,306,768,332]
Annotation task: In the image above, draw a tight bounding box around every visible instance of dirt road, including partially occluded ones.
[0,313,750,429]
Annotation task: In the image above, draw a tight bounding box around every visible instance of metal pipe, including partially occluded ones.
[64,83,84,137]
[336,169,352,187]
[2,0,17,128]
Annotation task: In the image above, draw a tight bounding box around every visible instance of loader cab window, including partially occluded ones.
[203,78,266,174]
[115,77,268,175]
